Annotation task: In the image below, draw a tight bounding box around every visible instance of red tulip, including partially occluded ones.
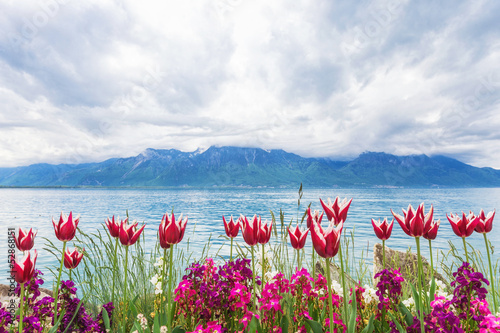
[391,203,425,237]
[14,227,37,252]
[13,250,37,284]
[240,215,260,246]
[158,212,188,248]
[475,209,495,234]
[320,197,352,225]
[423,206,440,240]
[447,212,480,238]
[52,211,79,242]
[64,247,84,269]
[119,219,146,246]
[257,219,273,244]
[306,207,323,229]
[371,218,394,241]
[288,225,309,250]
[310,219,343,258]
[223,215,240,238]
[105,216,123,238]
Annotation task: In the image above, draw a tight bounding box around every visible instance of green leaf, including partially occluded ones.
[247,316,260,333]
[348,290,357,333]
[410,283,420,314]
[102,308,111,330]
[398,302,414,326]
[280,315,289,333]
[305,319,324,333]
[360,314,374,333]
[429,276,436,304]
[153,313,161,333]
[172,326,186,333]
[388,312,406,333]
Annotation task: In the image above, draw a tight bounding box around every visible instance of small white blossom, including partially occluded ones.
[403,297,415,309]
[331,280,343,297]
[154,257,164,267]
[362,285,378,304]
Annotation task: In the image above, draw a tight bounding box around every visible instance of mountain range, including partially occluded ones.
[1,146,500,188]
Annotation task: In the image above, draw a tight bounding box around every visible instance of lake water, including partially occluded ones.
[1,187,499,286]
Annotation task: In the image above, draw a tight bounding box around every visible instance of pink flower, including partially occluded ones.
[446,211,480,238]
[306,207,323,229]
[119,219,146,246]
[310,219,343,258]
[105,216,123,238]
[52,211,79,242]
[288,225,309,250]
[13,250,37,284]
[223,215,240,238]
[391,203,425,237]
[240,215,260,246]
[159,212,188,247]
[475,209,495,234]
[14,227,37,252]
[258,219,273,244]
[320,197,352,225]
[371,218,393,241]
[64,247,84,269]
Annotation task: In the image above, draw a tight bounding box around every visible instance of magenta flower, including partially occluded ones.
[310,220,343,258]
[371,218,393,241]
[306,207,323,229]
[13,250,38,284]
[105,215,123,238]
[240,215,260,246]
[288,225,309,250]
[159,212,188,247]
[64,247,84,269]
[447,212,480,238]
[119,219,146,246]
[391,203,425,237]
[475,209,495,234]
[222,215,240,238]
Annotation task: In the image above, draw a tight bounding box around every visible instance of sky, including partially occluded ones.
[0,0,499,168]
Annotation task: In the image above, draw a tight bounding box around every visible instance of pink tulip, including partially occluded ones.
[105,216,123,238]
[306,207,323,229]
[475,209,495,234]
[320,197,352,225]
[288,225,309,250]
[422,205,440,240]
[119,219,146,246]
[257,219,273,244]
[371,218,394,241]
[240,215,260,246]
[52,211,79,242]
[159,212,188,248]
[13,250,37,284]
[447,212,480,238]
[223,215,240,238]
[391,204,425,237]
[64,247,84,269]
[310,219,343,258]
[14,227,37,252]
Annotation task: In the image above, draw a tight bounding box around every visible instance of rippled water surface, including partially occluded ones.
[1,187,499,285]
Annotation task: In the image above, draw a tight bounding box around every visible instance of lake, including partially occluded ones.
[1,187,499,285]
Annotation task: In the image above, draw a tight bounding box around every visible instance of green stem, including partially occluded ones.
[230,237,233,262]
[168,245,174,331]
[262,243,266,294]
[338,241,348,326]
[251,246,257,308]
[428,239,434,281]
[69,269,72,281]
[325,257,335,333]
[312,250,316,286]
[162,247,168,317]
[298,249,301,271]
[462,237,469,263]
[382,240,386,270]
[111,237,118,306]
[415,237,425,333]
[18,283,25,333]
[53,241,67,323]
[484,233,498,312]
[123,245,129,330]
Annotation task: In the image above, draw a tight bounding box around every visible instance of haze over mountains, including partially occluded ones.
[1,146,500,188]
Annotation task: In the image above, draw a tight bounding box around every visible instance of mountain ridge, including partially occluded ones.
[1,146,499,188]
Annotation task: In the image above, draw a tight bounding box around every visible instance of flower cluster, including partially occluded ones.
[374,268,404,312]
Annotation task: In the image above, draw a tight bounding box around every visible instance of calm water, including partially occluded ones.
[1,187,499,285]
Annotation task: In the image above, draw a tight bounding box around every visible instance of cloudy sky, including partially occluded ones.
[0,0,499,168]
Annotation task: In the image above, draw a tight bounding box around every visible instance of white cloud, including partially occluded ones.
[0,0,499,168]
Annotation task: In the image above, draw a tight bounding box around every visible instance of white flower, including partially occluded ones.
[331,280,343,297]
[160,326,168,333]
[154,257,164,267]
[403,297,415,309]
[150,274,159,285]
[265,271,280,282]
[362,285,378,304]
